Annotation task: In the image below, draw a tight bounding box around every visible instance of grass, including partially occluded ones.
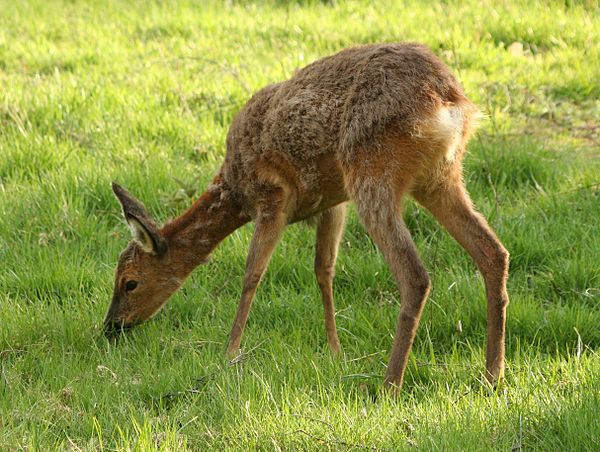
[1,0,599,449]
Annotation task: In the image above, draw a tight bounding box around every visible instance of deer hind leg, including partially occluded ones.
[226,197,287,359]
[314,203,347,356]
[344,163,431,393]
[412,171,509,385]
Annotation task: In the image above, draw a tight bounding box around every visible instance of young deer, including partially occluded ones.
[105,43,509,392]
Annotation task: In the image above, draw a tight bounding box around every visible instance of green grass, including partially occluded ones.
[1,0,600,449]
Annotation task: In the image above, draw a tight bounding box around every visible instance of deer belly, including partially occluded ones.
[289,154,348,223]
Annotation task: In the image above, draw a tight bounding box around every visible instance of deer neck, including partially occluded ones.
[160,177,249,276]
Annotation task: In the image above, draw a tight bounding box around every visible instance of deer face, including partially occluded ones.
[104,183,183,334]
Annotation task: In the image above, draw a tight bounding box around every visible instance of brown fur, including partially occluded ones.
[105,43,509,392]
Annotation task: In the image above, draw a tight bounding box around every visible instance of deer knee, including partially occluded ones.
[243,272,262,291]
[403,268,430,307]
[497,246,509,275]
[413,270,431,299]
[489,244,509,280]
[398,271,430,324]
[481,241,509,276]
[315,259,334,287]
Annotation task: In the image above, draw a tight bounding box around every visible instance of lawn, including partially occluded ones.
[1,0,599,449]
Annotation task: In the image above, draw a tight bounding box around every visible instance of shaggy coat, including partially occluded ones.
[106,43,509,392]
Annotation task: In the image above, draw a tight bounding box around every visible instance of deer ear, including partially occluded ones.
[125,215,167,255]
[112,182,167,256]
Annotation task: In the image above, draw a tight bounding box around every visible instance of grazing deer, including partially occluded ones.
[105,43,509,392]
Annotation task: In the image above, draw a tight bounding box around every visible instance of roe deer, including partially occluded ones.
[105,43,509,392]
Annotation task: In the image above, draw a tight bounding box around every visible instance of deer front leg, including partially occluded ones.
[226,207,286,359]
[314,203,347,356]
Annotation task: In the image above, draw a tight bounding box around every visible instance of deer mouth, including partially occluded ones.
[103,319,136,337]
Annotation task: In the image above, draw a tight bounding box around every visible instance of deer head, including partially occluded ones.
[103,183,184,334]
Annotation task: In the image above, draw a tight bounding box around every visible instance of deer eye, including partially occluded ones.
[125,280,138,292]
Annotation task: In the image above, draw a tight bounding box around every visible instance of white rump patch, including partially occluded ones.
[430,105,464,162]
